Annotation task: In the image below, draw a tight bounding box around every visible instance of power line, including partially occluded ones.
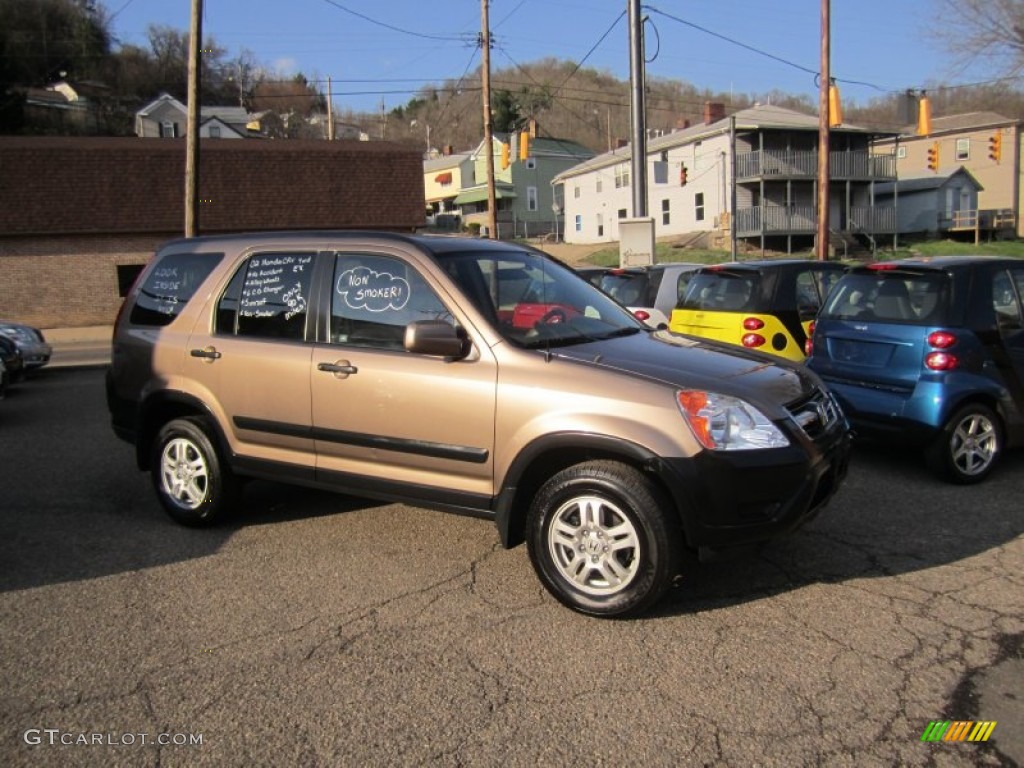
[318,0,475,44]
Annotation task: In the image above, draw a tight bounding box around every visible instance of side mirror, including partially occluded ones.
[404,320,469,359]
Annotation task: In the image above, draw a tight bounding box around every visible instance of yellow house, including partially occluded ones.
[423,151,475,230]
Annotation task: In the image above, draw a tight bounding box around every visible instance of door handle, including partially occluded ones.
[190,346,221,361]
[317,361,358,377]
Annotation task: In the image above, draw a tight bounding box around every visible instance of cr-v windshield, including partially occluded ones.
[821,270,952,324]
[436,250,644,348]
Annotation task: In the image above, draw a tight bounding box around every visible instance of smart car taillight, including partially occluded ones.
[742,333,766,348]
[743,317,764,330]
[927,330,957,349]
[804,320,816,357]
[633,310,651,322]
[925,351,959,370]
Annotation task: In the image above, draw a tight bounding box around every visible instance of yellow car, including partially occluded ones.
[669,260,846,362]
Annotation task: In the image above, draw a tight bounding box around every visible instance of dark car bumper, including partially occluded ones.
[660,425,852,550]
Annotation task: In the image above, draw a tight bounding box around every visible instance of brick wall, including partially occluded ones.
[1,234,165,328]
[0,137,426,328]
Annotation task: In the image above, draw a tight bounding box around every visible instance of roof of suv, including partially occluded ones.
[156,230,541,257]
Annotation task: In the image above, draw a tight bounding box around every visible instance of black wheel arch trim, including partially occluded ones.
[494,431,691,549]
[136,390,232,470]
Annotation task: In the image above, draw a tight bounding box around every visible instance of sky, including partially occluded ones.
[104,0,992,116]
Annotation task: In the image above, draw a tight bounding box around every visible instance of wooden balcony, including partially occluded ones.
[735,150,896,182]
[735,205,896,237]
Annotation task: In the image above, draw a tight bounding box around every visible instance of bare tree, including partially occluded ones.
[931,0,1024,77]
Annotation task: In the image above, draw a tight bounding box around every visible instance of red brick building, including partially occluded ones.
[0,137,425,328]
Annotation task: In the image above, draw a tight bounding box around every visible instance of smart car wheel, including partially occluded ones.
[526,460,681,617]
[926,404,1002,485]
[152,417,238,526]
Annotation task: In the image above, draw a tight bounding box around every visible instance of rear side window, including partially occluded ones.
[216,252,315,340]
[129,252,223,327]
[599,273,650,306]
[679,271,760,312]
[821,272,950,324]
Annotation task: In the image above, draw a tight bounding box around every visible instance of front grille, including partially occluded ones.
[787,388,842,439]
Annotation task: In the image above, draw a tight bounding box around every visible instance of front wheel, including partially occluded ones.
[151,417,238,526]
[526,460,681,618]
[926,404,1002,484]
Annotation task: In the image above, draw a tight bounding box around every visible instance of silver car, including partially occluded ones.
[585,263,703,329]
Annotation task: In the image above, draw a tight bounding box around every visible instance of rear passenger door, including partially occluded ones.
[310,250,498,502]
[183,250,317,477]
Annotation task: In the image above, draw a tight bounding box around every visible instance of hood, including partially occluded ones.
[553,330,815,407]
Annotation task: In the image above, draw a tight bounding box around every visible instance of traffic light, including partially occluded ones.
[500,141,510,169]
[989,132,1002,164]
[679,165,688,186]
[916,93,932,136]
[926,141,939,172]
[828,82,843,127]
[519,131,529,161]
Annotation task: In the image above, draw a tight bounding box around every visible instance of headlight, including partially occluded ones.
[677,390,790,451]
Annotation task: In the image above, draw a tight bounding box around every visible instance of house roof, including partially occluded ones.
[135,93,259,128]
[894,111,1018,137]
[874,166,982,195]
[0,137,425,236]
[552,104,887,182]
[472,134,595,164]
[424,152,473,172]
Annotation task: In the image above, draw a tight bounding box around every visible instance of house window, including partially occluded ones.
[574,215,582,232]
[618,208,627,219]
[527,186,538,212]
[159,121,179,138]
[209,125,221,139]
[596,178,602,193]
[956,138,970,161]
[662,199,670,226]
[525,158,536,170]
[897,146,907,159]
[574,185,581,199]
[695,192,705,222]
[614,165,630,189]
[653,162,668,184]
[597,213,604,237]
[660,150,669,162]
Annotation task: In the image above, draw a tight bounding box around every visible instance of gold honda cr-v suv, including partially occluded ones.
[108,231,851,617]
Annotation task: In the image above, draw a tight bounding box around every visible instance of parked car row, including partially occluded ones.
[581,256,1024,484]
[0,320,53,399]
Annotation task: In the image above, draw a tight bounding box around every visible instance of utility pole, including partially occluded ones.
[184,0,202,237]
[815,0,831,260]
[481,0,497,239]
[327,76,335,140]
[628,0,647,218]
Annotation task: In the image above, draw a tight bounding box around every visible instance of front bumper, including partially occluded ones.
[659,423,852,550]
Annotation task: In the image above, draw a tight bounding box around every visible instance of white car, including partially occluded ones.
[582,263,703,329]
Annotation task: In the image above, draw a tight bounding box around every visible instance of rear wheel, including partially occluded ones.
[926,404,1002,484]
[151,417,238,526]
[526,460,681,618]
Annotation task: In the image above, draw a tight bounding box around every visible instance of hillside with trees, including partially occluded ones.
[3,0,1024,147]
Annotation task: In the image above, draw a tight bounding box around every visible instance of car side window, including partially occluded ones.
[993,269,1023,331]
[215,252,315,340]
[794,271,823,321]
[330,253,453,349]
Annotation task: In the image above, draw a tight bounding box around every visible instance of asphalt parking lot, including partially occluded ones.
[0,365,1021,767]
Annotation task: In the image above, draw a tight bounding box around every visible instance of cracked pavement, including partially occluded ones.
[1,368,1021,767]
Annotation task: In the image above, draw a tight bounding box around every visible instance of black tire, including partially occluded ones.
[926,404,1003,485]
[151,417,239,526]
[526,460,682,618]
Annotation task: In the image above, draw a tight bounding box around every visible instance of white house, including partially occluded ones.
[554,103,898,253]
[135,93,262,138]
